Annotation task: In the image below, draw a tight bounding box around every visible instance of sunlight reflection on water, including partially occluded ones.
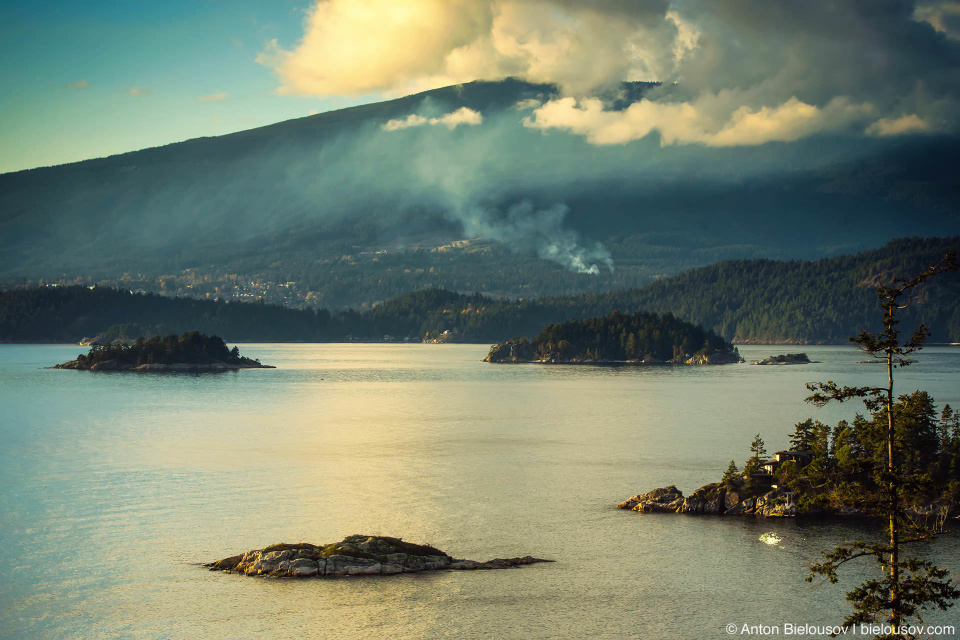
[0,343,958,639]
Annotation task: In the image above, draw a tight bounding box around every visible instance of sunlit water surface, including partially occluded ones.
[1,344,959,639]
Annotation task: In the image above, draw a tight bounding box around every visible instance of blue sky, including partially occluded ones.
[0,0,376,174]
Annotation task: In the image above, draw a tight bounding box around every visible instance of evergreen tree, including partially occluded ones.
[722,460,740,485]
[750,433,767,462]
[790,419,817,452]
[806,253,960,637]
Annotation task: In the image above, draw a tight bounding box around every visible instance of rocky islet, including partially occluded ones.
[206,535,553,578]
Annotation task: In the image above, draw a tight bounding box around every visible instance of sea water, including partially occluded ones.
[1,344,959,639]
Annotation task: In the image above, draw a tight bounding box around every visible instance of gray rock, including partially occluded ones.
[206,535,552,579]
[618,485,684,510]
[678,483,725,514]
[684,352,744,365]
[290,558,319,577]
[756,489,797,517]
[725,490,743,510]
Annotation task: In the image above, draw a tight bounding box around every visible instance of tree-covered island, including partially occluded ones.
[484,310,742,364]
[54,331,273,371]
[618,396,960,518]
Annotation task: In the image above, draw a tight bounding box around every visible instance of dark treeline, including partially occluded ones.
[73,332,256,367]
[2,237,959,344]
[0,286,334,343]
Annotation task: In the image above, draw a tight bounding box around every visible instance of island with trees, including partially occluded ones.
[484,310,742,364]
[54,331,273,371]
[618,395,960,519]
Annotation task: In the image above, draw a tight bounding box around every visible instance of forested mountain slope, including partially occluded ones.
[3,237,957,344]
[2,79,958,307]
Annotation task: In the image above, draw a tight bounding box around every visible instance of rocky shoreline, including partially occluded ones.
[617,483,957,519]
[618,484,803,517]
[54,359,275,372]
[206,535,553,578]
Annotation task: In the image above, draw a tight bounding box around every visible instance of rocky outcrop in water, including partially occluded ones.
[484,338,538,363]
[618,484,800,517]
[682,352,745,365]
[751,353,813,365]
[206,534,553,578]
[617,485,684,512]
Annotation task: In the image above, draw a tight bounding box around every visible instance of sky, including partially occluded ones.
[2,0,959,175]
[0,0,376,174]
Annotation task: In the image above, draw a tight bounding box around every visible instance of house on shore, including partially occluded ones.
[754,451,814,489]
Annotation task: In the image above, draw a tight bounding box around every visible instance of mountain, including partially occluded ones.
[2,80,959,308]
[3,237,958,345]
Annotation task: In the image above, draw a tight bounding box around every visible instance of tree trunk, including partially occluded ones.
[886,308,901,633]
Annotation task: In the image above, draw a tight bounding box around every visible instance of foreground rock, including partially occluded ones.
[206,534,553,578]
[751,353,813,365]
[55,359,274,372]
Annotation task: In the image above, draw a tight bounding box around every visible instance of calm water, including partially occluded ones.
[1,343,959,639]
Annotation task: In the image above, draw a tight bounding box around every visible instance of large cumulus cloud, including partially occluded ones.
[261,0,960,145]
[257,0,683,96]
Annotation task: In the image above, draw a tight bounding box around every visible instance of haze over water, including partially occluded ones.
[1,343,959,639]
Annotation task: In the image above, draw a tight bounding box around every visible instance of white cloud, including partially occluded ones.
[382,107,482,131]
[707,97,872,146]
[125,87,150,97]
[514,98,542,110]
[524,95,873,147]
[382,114,429,131]
[865,114,932,136]
[430,106,483,129]
[261,0,959,143]
[257,0,683,97]
[914,1,960,39]
[198,90,228,102]
[66,80,89,90]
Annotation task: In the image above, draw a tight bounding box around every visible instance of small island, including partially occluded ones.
[618,394,960,519]
[484,310,742,365]
[750,353,813,365]
[206,534,552,578]
[54,331,274,371]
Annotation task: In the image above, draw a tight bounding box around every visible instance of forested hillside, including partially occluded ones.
[361,237,960,343]
[2,237,958,344]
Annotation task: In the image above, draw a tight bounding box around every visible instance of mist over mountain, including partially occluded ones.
[2,78,958,307]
